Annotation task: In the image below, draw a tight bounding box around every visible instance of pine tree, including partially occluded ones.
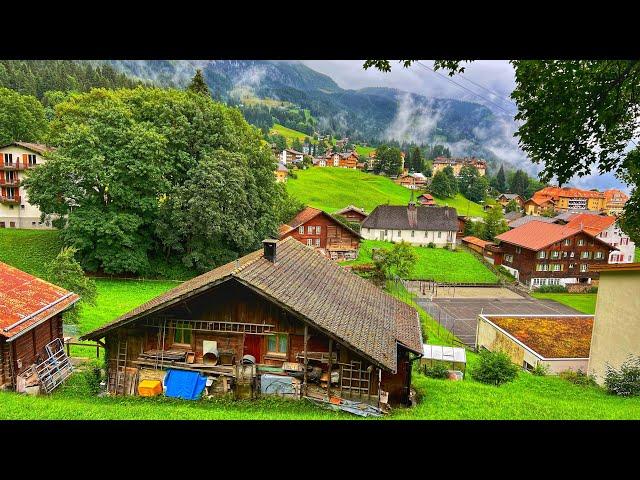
[187,69,210,96]
[496,164,506,193]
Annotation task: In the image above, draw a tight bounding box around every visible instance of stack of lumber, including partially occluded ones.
[139,349,187,361]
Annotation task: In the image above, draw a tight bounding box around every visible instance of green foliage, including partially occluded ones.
[505,199,520,213]
[371,241,417,283]
[560,369,597,388]
[483,205,509,241]
[604,355,640,397]
[509,169,530,198]
[423,362,450,379]
[430,170,456,198]
[472,349,519,386]
[0,87,48,144]
[186,69,210,96]
[46,246,97,324]
[374,144,403,176]
[25,87,286,275]
[531,363,549,376]
[495,164,506,192]
[456,165,479,198]
[534,284,567,293]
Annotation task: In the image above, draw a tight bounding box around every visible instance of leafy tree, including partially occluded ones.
[371,241,417,284]
[292,137,303,152]
[0,87,48,144]
[271,134,287,152]
[374,144,403,176]
[443,166,459,195]
[467,175,489,203]
[410,146,424,172]
[496,164,506,193]
[430,170,457,198]
[187,69,210,96]
[509,169,530,198]
[483,205,509,241]
[46,246,97,324]
[457,165,479,198]
[472,349,519,386]
[25,87,285,275]
[505,199,520,213]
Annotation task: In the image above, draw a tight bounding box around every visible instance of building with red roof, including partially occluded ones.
[495,220,616,288]
[565,213,635,264]
[0,261,80,389]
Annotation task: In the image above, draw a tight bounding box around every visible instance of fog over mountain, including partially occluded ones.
[102,60,628,192]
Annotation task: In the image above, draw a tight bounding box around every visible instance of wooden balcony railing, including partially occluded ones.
[0,163,27,171]
[0,195,20,205]
[0,178,19,187]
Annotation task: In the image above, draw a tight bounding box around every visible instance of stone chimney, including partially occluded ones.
[262,239,278,263]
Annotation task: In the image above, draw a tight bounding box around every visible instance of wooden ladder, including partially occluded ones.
[111,337,128,395]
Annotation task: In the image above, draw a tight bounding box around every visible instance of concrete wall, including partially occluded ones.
[361,227,456,247]
[588,270,640,385]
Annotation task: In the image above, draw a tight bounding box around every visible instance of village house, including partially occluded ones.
[496,193,525,209]
[588,263,640,385]
[366,151,378,171]
[431,156,487,177]
[460,236,502,265]
[477,314,594,374]
[564,213,635,264]
[361,202,458,247]
[0,261,79,391]
[280,148,304,166]
[417,193,435,206]
[603,189,628,216]
[333,205,368,224]
[495,220,616,288]
[527,186,612,215]
[312,157,327,167]
[274,162,289,183]
[81,237,423,406]
[0,142,56,229]
[395,174,418,189]
[326,151,359,169]
[279,206,362,260]
[524,196,556,216]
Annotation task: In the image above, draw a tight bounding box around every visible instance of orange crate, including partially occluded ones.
[138,379,163,397]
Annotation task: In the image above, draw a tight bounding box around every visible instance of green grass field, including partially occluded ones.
[270,123,311,145]
[530,293,597,314]
[0,228,63,278]
[432,193,486,218]
[342,240,498,283]
[355,145,375,156]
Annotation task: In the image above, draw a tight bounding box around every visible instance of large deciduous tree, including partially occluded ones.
[0,87,48,144]
[24,87,285,275]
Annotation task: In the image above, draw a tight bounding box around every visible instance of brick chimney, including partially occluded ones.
[407,191,418,228]
[262,239,278,263]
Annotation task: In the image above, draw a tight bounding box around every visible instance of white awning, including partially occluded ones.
[422,344,467,364]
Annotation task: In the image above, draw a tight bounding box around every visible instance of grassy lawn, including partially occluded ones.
[432,193,485,218]
[342,240,498,283]
[530,293,597,314]
[0,228,63,278]
[355,145,375,156]
[270,123,311,145]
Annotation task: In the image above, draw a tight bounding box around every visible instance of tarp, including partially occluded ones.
[164,369,207,400]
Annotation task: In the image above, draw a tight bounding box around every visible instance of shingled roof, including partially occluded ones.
[81,237,422,372]
[0,262,79,340]
[0,141,56,155]
[362,205,458,231]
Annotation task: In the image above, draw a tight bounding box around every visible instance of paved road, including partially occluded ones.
[417,297,583,347]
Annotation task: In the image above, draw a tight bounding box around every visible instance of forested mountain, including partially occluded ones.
[0,60,141,99]
[100,60,519,171]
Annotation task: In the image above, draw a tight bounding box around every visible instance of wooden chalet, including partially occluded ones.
[81,238,423,406]
[333,205,368,224]
[417,194,435,206]
[496,193,525,209]
[279,206,362,260]
[0,261,79,390]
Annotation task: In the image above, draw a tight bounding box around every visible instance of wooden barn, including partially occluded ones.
[333,205,368,224]
[81,237,423,407]
[0,261,79,391]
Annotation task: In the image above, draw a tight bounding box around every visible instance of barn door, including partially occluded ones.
[243,335,262,362]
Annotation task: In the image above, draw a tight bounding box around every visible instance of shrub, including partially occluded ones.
[535,284,568,293]
[497,266,516,281]
[472,349,519,386]
[531,363,549,376]
[423,362,449,379]
[604,355,640,396]
[559,369,597,387]
[586,286,598,293]
[427,242,436,248]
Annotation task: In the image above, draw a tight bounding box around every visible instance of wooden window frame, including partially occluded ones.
[265,332,288,358]
[172,321,193,348]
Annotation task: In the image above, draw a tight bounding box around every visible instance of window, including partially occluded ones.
[595,251,603,260]
[580,264,588,272]
[563,251,568,258]
[621,237,629,245]
[298,226,304,234]
[569,263,575,269]
[308,225,314,234]
[437,231,442,239]
[551,251,560,259]
[315,226,321,234]
[3,153,12,165]
[536,264,544,271]
[504,254,513,263]
[581,251,590,259]
[538,251,546,259]
[411,230,415,237]
[266,333,288,356]
[6,187,14,199]
[570,251,575,258]
[27,154,37,165]
[515,246,522,254]
[173,321,192,345]
[315,238,320,246]
[564,238,572,245]
[578,239,585,246]
[306,239,313,247]
[551,264,562,272]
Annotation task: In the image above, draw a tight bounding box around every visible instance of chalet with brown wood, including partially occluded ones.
[0,261,79,391]
[279,206,362,260]
[81,237,423,407]
[333,205,368,224]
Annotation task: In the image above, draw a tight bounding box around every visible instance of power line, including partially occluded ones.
[415,61,517,116]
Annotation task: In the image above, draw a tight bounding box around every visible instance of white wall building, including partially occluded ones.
[361,203,458,247]
[0,142,56,229]
[565,213,635,264]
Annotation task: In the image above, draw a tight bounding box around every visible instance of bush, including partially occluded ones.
[427,242,436,248]
[604,355,640,396]
[423,362,449,379]
[559,369,597,387]
[586,286,598,293]
[531,363,549,376]
[472,349,519,386]
[535,284,568,293]
[497,266,516,281]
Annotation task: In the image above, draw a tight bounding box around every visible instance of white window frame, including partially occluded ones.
[315,238,320,247]
[315,226,321,234]
[306,239,313,247]
[298,226,304,234]
[580,264,588,272]
[308,225,314,234]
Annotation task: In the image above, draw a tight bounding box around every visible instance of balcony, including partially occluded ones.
[0,195,20,205]
[0,178,20,187]
[1,163,28,171]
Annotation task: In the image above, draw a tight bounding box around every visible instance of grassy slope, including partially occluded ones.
[432,193,485,218]
[270,123,311,144]
[343,240,498,283]
[530,293,597,314]
[0,229,63,278]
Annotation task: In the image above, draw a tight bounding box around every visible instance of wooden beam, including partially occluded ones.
[327,339,333,398]
[303,324,308,395]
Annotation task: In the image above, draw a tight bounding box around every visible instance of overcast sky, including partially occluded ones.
[300,60,628,193]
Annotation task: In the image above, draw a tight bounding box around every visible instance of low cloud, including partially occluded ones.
[383,93,441,144]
